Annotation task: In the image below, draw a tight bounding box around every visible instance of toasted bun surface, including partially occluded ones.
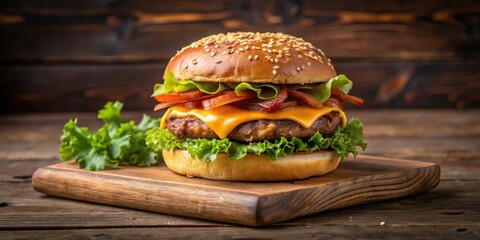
[162,149,340,182]
[165,32,337,84]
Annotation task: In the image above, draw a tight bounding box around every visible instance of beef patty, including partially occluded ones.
[166,112,341,142]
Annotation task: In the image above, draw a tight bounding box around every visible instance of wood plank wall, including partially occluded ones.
[1,0,479,112]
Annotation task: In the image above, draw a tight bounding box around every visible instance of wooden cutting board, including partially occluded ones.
[32,155,440,226]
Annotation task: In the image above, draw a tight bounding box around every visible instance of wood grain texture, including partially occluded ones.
[1,0,479,112]
[1,225,479,240]
[0,110,479,238]
[0,0,478,62]
[1,61,479,113]
[31,155,440,226]
[1,177,477,229]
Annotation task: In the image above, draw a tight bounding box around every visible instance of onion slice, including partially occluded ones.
[324,97,344,110]
[254,86,288,112]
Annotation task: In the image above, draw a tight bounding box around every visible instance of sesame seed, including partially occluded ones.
[184,64,188,69]
[272,69,277,75]
[296,67,301,71]
[193,61,197,65]
[273,65,280,69]
[301,65,305,70]
[307,62,311,66]
[248,55,253,61]
[171,32,330,68]
[211,52,216,57]
[254,55,259,60]
[216,60,222,64]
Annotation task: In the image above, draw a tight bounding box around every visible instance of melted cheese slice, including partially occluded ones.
[161,105,347,139]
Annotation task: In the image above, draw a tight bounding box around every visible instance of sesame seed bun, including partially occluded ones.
[164,32,337,84]
[162,149,340,182]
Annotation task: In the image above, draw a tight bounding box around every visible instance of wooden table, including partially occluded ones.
[1,110,479,239]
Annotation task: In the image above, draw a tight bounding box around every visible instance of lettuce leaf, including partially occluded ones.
[152,72,353,102]
[146,118,366,162]
[59,101,161,170]
[228,82,280,99]
[152,72,228,96]
[291,74,353,102]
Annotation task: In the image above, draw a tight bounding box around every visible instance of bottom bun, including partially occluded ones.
[162,149,340,182]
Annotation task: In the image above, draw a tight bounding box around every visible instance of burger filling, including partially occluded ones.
[166,112,341,142]
[146,73,367,162]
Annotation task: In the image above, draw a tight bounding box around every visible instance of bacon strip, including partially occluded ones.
[287,88,323,109]
[332,88,364,107]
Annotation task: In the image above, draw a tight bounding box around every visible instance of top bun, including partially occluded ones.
[164,32,337,84]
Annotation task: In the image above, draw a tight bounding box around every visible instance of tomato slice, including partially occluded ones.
[287,89,324,108]
[154,102,179,111]
[202,90,256,110]
[184,100,204,109]
[154,90,206,103]
[332,88,364,107]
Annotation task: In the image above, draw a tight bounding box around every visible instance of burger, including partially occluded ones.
[146,32,366,181]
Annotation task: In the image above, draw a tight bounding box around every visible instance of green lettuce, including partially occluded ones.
[228,82,280,99]
[151,72,354,102]
[152,72,228,96]
[146,118,366,162]
[59,101,161,171]
[291,74,353,102]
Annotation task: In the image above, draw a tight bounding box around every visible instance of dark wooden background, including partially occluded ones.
[1,0,479,113]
